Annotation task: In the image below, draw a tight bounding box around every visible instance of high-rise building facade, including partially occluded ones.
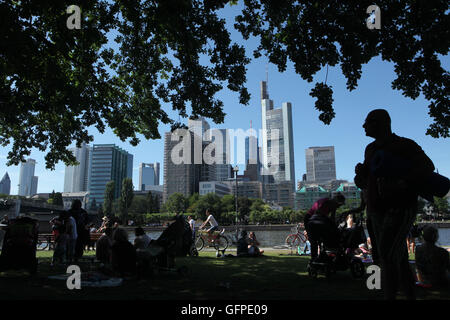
[188,117,210,139]
[0,172,11,195]
[88,144,133,205]
[260,81,295,191]
[64,143,92,193]
[18,159,38,196]
[214,128,232,181]
[305,146,337,183]
[163,130,200,202]
[244,134,262,182]
[163,118,220,202]
[139,162,160,190]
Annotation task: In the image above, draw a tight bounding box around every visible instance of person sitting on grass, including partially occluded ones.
[299,230,311,255]
[248,231,264,256]
[111,227,136,278]
[134,227,151,250]
[96,227,113,266]
[237,230,249,257]
[415,225,449,288]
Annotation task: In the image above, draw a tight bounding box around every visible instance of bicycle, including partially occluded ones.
[285,224,307,248]
[37,233,55,251]
[195,228,230,251]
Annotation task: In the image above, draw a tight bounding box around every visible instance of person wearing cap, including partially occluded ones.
[98,216,109,233]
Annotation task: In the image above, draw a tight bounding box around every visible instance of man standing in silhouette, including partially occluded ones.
[354,109,434,300]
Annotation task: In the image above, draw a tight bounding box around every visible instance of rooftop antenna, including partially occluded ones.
[261,63,270,100]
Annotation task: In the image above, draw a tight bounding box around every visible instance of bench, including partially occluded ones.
[90,233,103,242]
[37,233,55,250]
[36,233,103,250]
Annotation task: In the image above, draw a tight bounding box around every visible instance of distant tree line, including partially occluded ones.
[91,183,450,226]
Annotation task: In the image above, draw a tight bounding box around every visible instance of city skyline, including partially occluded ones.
[0,4,448,195]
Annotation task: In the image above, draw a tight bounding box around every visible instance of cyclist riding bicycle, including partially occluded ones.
[200,209,219,234]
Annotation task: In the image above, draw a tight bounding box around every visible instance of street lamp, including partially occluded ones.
[233,165,239,243]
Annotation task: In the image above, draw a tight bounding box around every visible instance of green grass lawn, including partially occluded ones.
[0,249,448,300]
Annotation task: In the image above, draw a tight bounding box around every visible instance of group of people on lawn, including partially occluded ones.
[47,109,449,295]
[301,109,449,299]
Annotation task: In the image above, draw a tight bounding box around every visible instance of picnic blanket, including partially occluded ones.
[48,271,123,287]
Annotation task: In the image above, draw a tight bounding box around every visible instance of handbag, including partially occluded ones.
[419,172,450,202]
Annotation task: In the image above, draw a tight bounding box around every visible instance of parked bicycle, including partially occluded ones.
[37,233,55,251]
[195,228,230,251]
[285,223,307,248]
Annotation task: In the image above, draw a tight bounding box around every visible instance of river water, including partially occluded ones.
[129,227,450,248]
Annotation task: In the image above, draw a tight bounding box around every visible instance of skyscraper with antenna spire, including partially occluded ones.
[260,80,295,191]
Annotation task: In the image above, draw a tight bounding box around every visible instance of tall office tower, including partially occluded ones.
[213,128,232,181]
[18,159,38,196]
[188,117,210,139]
[0,172,11,195]
[305,146,337,183]
[127,154,133,181]
[139,162,160,190]
[189,117,219,183]
[153,162,160,185]
[163,130,200,202]
[164,118,220,202]
[245,134,259,166]
[244,133,261,181]
[260,81,295,190]
[31,176,38,195]
[64,143,92,193]
[88,144,133,205]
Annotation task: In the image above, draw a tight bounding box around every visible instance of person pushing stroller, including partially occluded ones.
[304,193,346,261]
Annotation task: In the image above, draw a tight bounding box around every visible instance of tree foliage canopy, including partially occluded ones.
[234,0,449,135]
[1,0,448,169]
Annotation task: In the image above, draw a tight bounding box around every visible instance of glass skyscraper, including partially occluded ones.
[0,172,11,195]
[139,162,160,190]
[305,146,337,183]
[214,128,232,181]
[88,144,133,205]
[260,81,295,191]
[64,143,91,193]
[18,159,38,196]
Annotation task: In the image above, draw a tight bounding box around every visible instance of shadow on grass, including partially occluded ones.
[0,251,448,300]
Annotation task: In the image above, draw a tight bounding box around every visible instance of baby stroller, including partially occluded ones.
[0,216,39,275]
[307,211,366,279]
[136,215,191,277]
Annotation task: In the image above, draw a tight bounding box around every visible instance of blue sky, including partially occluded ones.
[1,3,449,194]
